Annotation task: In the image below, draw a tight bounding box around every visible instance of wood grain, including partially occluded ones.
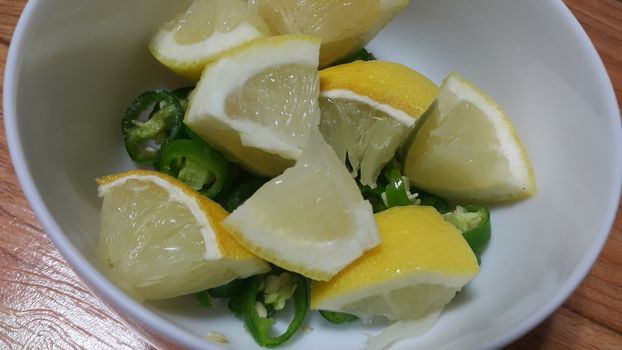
[0,0,620,349]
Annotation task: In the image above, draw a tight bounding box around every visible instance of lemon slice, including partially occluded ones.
[403,73,537,203]
[250,0,409,67]
[311,205,479,321]
[97,170,269,300]
[185,35,321,177]
[149,0,271,81]
[319,60,439,187]
[222,132,380,281]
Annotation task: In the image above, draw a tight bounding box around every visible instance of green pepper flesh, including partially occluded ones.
[241,274,308,348]
[159,139,229,199]
[122,89,183,163]
[319,310,359,324]
[445,205,491,256]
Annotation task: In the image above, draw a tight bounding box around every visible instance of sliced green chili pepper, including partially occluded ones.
[208,278,246,299]
[444,205,491,256]
[181,128,233,193]
[122,89,183,163]
[195,290,214,308]
[262,272,298,312]
[147,87,194,140]
[319,310,359,324]
[241,273,308,348]
[384,168,412,208]
[159,139,229,199]
[150,86,194,113]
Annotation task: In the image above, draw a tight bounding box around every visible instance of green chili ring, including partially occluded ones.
[241,274,309,348]
[460,205,491,255]
[384,168,412,208]
[122,89,183,163]
[159,139,229,199]
[319,310,359,324]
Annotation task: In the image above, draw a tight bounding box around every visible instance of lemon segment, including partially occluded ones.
[311,205,479,321]
[97,170,269,300]
[185,35,321,177]
[403,73,537,203]
[149,0,271,81]
[318,61,439,187]
[223,132,380,281]
[250,0,409,67]
[320,61,439,119]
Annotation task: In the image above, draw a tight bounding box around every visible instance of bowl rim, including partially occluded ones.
[3,1,621,349]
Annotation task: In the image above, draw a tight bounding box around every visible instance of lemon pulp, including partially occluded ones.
[403,73,536,202]
[97,170,269,300]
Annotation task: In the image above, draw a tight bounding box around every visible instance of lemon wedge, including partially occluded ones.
[403,73,537,203]
[250,0,409,67]
[223,132,380,281]
[149,0,271,81]
[185,35,321,177]
[97,170,269,300]
[319,60,439,187]
[311,205,479,321]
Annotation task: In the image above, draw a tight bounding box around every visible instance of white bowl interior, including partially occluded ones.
[5,0,621,349]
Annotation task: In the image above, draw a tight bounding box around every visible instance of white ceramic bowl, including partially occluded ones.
[4,0,621,349]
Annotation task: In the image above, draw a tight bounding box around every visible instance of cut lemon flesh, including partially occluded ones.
[97,170,269,300]
[403,73,537,202]
[320,95,411,187]
[319,61,439,187]
[149,0,271,81]
[250,0,409,67]
[311,205,479,321]
[223,132,380,281]
[185,35,321,177]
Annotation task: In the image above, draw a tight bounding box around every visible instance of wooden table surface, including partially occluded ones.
[0,0,621,349]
